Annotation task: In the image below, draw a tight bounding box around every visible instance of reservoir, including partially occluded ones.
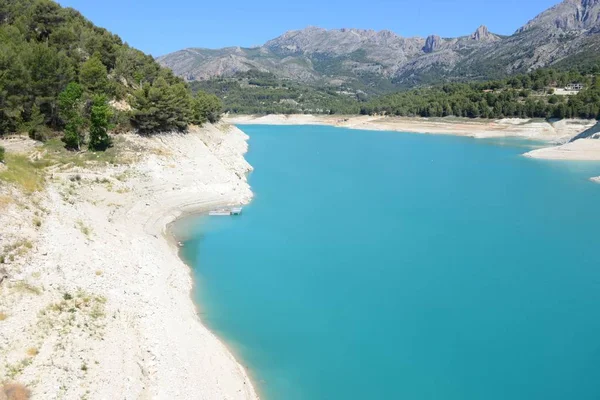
[180,125,600,400]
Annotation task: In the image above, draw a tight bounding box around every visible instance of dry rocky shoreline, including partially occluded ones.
[225,114,597,143]
[0,124,258,399]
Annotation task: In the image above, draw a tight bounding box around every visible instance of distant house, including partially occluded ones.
[565,83,584,91]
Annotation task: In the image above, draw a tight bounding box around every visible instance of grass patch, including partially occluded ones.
[76,220,92,237]
[114,172,129,182]
[2,239,34,262]
[5,358,32,379]
[38,290,107,338]
[0,137,129,194]
[94,177,111,184]
[0,154,47,193]
[43,137,128,167]
[12,281,42,295]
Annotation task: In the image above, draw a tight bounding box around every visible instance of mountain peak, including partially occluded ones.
[423,35,443,53]
[471,25,497,41]
[159,0,600,87]
[517,0,600,32]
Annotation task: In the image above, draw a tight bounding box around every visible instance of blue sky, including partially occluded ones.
[58,0,560,56]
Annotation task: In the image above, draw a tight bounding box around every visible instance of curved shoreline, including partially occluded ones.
[0,124,259,399]
[158,201,260,400]
[226,114,597,142]
[167,211,267,400]
[120,124,259,399]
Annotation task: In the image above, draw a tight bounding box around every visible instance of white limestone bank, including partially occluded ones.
[524,138,600,160]
[226,114,596,142]
[0,124,258,399]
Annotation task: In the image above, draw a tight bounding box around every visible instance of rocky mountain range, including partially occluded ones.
[158,0,600,92]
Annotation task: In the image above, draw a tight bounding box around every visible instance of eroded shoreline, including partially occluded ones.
[225,114,597,142]
[0,124,259,399]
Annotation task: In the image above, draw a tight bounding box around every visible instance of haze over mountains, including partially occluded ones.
[158,0,600,93]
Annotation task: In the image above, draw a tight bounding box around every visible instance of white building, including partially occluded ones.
[565,83,584,91]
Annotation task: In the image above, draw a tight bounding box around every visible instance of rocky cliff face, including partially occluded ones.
[471,25,499,41]
[157,0,600,91]
[518,0,600,32]
[423,35,443,53]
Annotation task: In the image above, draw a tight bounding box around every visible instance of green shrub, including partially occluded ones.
[0,146,5,163]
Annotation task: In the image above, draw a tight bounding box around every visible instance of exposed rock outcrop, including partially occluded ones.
[518,0,600,32]
[423,35,443,53]
[471,25,498,41]
[157,0,600,89]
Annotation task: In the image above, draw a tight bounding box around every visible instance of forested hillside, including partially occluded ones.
[191,70,362,115]
[0,0,221,148]
[363,68,600,119]
[195,67,600,120]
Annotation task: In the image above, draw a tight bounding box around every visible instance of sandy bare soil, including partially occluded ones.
[0,124,258,399]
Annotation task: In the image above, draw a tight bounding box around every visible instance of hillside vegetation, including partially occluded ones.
[0,0,221,147]
[191,70,362,115]
[196,67,600,120]
[364,68,600,119]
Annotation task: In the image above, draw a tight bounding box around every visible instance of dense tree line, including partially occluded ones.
[197,68,600,120]
[0,0,221,147]
[363,69,600,119]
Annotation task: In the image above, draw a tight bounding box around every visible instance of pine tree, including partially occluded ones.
[130,85,160,134]
[131,77,192,134]
[192,91,222,125]
[88,95,113,151]
[80,53,108,94]
[24,42,75,128]
[58,82,84,150]
[27,103,47,141]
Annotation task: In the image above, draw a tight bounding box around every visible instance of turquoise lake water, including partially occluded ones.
[180,125,600,400]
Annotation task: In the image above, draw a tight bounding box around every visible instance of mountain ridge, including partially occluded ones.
[158,0,600,92]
